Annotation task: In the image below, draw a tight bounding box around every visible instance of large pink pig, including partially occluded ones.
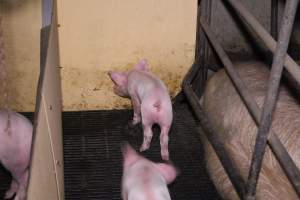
[0,109,33,200]
[201,61,300,200]
[108,59,173,160]
[121,143,178,200]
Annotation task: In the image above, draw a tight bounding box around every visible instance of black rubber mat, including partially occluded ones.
[0,164,11,199]
[63,103,221,200]
[0,112,34,199]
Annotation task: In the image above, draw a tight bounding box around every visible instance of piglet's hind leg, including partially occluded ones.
[140,123,153,152]
[4,179,18,199]
[160,125,170,160]
[14,169,29,200]
[140,104,155,152]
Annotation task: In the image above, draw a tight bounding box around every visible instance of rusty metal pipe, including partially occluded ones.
[200,18,300,198]
[246,0,300,199]
[224,0,300,87]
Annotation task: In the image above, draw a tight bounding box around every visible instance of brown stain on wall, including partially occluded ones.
[0,0,196,111]
[154,66,186,98]
[57,0,197,111]
[61,59,193,111]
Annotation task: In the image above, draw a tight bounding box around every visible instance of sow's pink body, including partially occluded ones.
[121,143,178,200]
[201,61,300,200]
[0,110,32,200]
[108,59,173,160]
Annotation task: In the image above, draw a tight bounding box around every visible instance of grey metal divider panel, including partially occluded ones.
[27,3,64,200]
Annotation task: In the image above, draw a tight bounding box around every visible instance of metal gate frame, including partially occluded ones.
[182,0,300,199]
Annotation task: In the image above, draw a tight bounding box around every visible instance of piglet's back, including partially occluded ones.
[128,70,168,92]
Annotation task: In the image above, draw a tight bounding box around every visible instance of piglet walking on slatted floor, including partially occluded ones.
[108,59,173,160]
[121,143,178,200]
[0,110,32,200]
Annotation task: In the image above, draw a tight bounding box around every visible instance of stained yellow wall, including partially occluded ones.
[0,0,41,112]
[57,0,197,110]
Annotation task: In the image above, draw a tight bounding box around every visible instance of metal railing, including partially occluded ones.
[182,0,300,199]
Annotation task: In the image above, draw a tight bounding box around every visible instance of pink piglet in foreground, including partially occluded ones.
[108,59,173,160]
[0,109,32,200]
[121,143,178,200]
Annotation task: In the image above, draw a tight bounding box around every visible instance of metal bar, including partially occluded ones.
[200,19,258,124]
[200,18,300,198]
[193,1,205,96]
[271,0,278,40]
[182,80,246,199]
[30,25,51,175]
[193,0,212,96]
[224,0,300,86]
[246,1,299,199]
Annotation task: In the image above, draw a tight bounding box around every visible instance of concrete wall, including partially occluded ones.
[0,0,41,112]
[56,0,197,110]
[1,0,197,111]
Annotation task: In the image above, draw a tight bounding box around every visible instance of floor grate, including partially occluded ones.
[63,103,221,200]
[0,103,221,199]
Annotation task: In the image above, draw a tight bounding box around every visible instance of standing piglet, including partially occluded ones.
[108,59,173,160]
[201,61,300,200]
[121,143,178,200]
[0,109,33,200]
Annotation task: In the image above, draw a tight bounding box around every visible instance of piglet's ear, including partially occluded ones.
[108,71,127,86]
[155,163,179,184]
[135,59,149,71]
[122,143,140,170]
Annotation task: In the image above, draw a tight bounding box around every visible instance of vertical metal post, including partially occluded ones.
[193,0,212,96]
[245,1,299,199]
[183,83,246,200]
[42,0,53,27]
[271,0,278,40]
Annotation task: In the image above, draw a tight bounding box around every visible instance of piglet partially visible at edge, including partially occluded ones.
[121,143,178,200]
[0,109,32,200]
[108,59,173,160]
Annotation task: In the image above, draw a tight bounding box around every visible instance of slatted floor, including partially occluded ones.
[0,103,221,200]
[63,102,221,200]
[0,165,11,199]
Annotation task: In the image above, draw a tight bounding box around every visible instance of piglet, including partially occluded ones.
[0,109,33,200]
[108,59,173,160]
[121,143,178,200]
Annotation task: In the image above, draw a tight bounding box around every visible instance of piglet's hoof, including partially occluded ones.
[4,190,16,199]
[161,152,170,161]
[127,120,136,128]
[139,145,149,152]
